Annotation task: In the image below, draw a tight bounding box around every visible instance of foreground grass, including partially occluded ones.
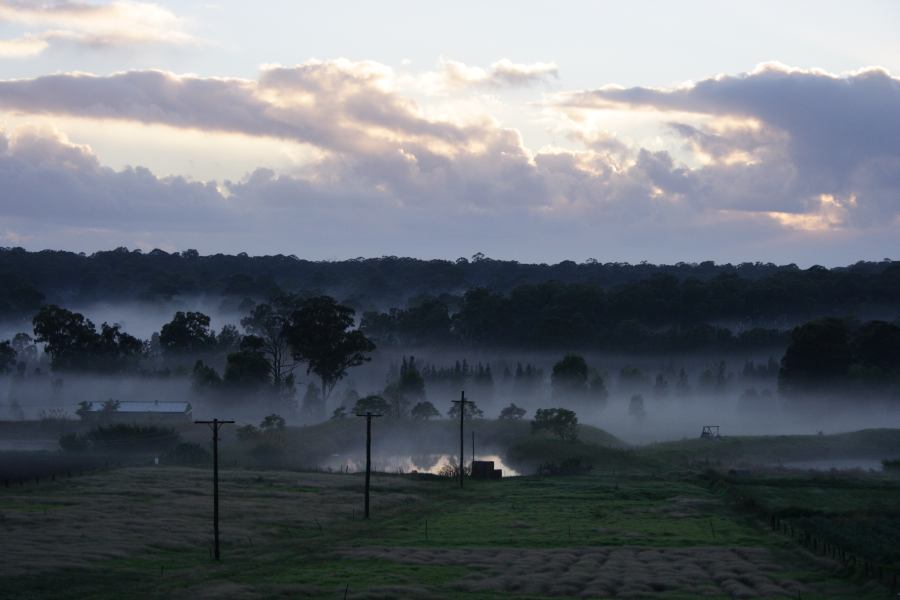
[713,470,900,572]
[1,462,888,599]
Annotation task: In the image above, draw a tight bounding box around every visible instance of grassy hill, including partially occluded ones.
[637,428,900,467]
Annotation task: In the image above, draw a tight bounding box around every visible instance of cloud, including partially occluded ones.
[440,58,558,89]
[0,35,49,58]
[0,1,196,57]
[0,121,892,266]
[554,63,900,228]
[0,61,528,166]
[0,126,222,229]
[0,62,898,263]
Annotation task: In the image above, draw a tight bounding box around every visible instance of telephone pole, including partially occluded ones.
[355,411,382,518]
[451,391,470,488]
[194,418,234,560]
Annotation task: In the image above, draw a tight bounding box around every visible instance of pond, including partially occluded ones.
[323,453,520,477]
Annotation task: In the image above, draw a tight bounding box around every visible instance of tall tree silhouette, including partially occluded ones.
[285,296,375,401]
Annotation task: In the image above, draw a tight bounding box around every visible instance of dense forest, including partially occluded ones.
[0,248,898,356]
[0,248,898,323]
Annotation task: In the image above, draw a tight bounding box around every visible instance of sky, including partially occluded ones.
[0,1,899,265]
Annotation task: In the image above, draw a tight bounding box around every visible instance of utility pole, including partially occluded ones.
[451,391,469,488]
[355,411,381,518]
[471,430,475,472]
[195,418,234,560]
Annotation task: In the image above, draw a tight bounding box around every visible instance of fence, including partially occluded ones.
[707,472,899,595]
[0,454,122,489]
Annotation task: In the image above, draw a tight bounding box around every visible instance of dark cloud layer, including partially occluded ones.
[562,64,900,225]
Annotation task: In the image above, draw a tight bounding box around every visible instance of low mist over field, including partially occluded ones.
[0,252,898,453]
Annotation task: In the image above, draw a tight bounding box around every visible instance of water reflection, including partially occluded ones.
[326,453,519,476]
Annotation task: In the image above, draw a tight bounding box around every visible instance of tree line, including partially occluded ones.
[360,283,793,351]
[0,247,898,330]
[778,318,900,398]
[0,296,376,407]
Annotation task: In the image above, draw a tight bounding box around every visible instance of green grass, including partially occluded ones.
[639,428,900,467]
[4,428,899,599]
[710,469,900,571]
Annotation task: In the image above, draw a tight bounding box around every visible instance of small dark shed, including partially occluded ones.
[471,460,502,479]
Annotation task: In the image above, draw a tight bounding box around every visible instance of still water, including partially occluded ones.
[325,453,520,476]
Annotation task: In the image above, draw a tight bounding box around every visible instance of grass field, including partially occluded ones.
[2,452,895,598]
[710,470,900,575]
[637,429,900,468]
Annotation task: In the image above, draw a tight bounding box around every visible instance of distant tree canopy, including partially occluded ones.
[159,311,216,356]
[410,400,440,420]
[382,356,427,417]
[353,394,390,416]
[551,354,589,396]
[222,336,272,390]
[240,295,305,385]
[498,403,527,420]
[779,318,900,396]
[32,305,142,371]
[532,408,579,441]
[2,248,899,347]
[284,296,375,401]
[0,341,16,373]
[361,282,796,351]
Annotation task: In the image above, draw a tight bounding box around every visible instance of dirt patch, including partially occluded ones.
[341,546,814,598]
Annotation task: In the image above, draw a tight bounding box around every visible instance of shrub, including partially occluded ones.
[249,442,285,466]
[498,403,527,420]
[165,442,211,465]
[531,407,578,441]
[86,424,179,453]
[59,432,89,452]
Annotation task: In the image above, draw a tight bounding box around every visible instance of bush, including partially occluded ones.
[59,432,89,452]
[532,407,578,441]
[236,424,261,441]
[507,437,641,476]
[86,424,179,453]
[165,442,211,465]
[249,442,286,466]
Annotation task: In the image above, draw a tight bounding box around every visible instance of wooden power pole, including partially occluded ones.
[451,391,470,488]
[355,411,381,518]
[194,418,234,560]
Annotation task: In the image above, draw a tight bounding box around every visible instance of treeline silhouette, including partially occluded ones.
[0,247,898,324]
[360,284,793,351]
[779,318,900,397]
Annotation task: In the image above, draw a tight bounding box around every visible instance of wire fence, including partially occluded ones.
[708,472,899,595]
[0,454,123,488]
